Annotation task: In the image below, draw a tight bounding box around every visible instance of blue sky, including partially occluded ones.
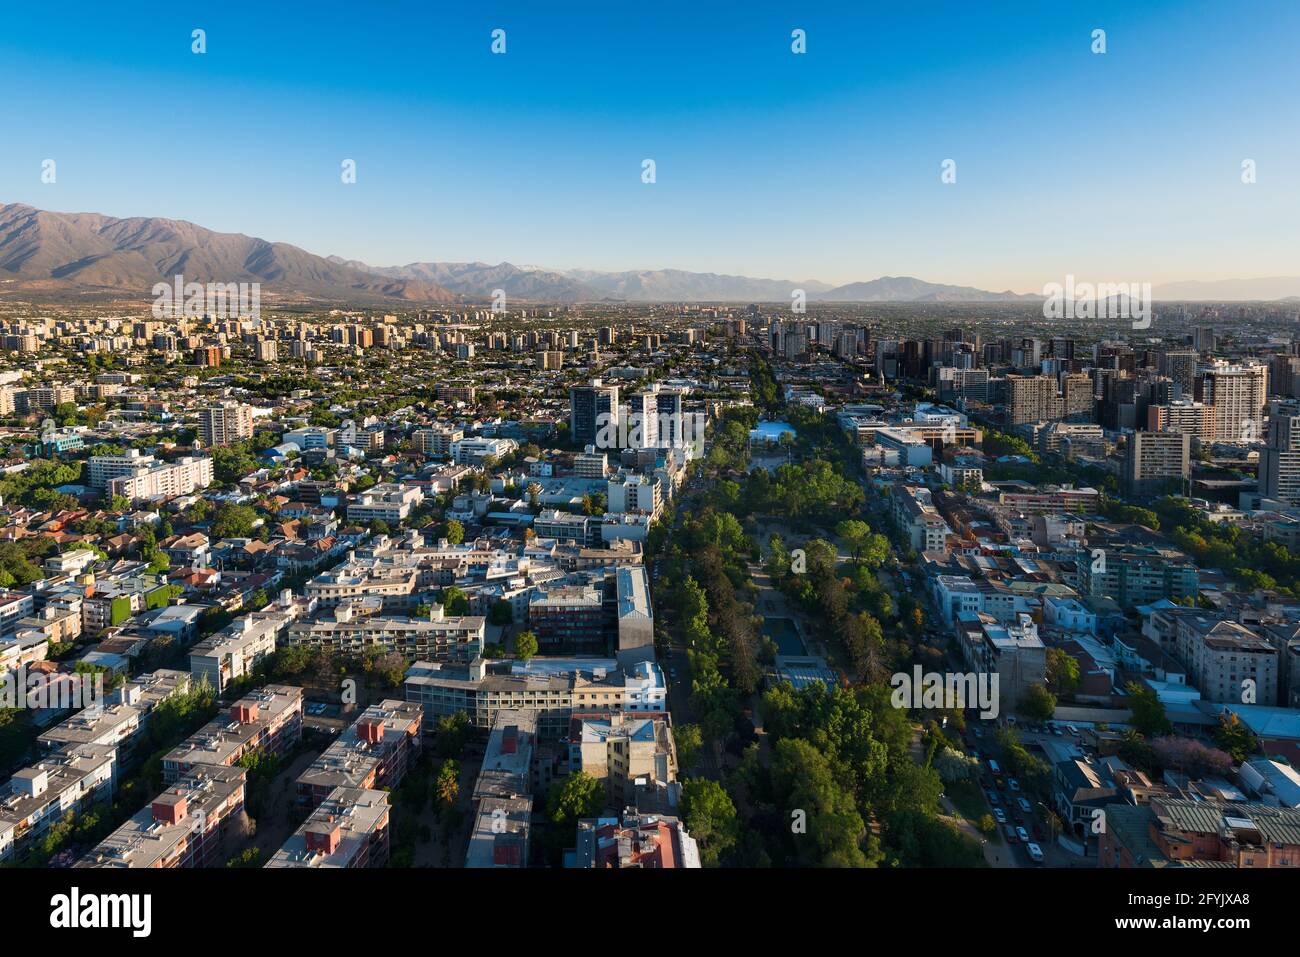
[2,0,1298,291]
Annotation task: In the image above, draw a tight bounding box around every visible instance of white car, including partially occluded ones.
[993,808,1007,824]
[1016,826,1030,843]
[1026,842,1044,863]
[1017,797,1032,813]
[1008,778,1021,792]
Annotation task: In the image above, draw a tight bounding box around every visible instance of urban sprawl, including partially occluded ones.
[0,299,1298,872]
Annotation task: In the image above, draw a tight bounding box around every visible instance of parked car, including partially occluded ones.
[1008,778,1021,792]
[1016,826,1030,843]
[1051,725,1063,737]
[1017,797,1032,814]
[1026,842,1044,863]
[1003,823,1018,842]
[994,808,1007,824]
[986,789,999,805]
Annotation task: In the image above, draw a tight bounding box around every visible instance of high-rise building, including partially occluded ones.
[569,380,620,449]
[1006,375,1061,426]
[198,401,254,447]
[1260,400,1300,506]
[1147,399,1213,442]
[1199,361,1268,442]
[1060,373,1095,423]
[1161,350,1199,397]
[1124,431,1191,497]
[624,390,658,449]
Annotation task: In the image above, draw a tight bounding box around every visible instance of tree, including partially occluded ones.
[836,520,890,568]
[1046,647,1081,696]
[489,599,513,626]
[679,576,712,650]
[679,777,738,867]
[1019,683,1057,722]
[435,759,460,808]
[432,711,471,759]
[211,503,259,539]
[443,519,465,545]
[1212,713,1256,763]
[1125,682,1172,737]
[546,772,605,832]
[374,651,407,688]
[766,533,791,579]
[674,723,703,772]
[440,586,470,616]
[770,738,873,867]
[226,847,262,868]
[514,630,538,662]
[1151,736,1234,776]
[933,746,978,783]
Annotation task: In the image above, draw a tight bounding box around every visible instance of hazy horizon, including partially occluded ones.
[3,0,1299,292]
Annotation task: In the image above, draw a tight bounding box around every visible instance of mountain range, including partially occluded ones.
[2,202,1296,305]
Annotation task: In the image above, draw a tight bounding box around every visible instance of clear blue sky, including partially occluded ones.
[3,0,1297,291]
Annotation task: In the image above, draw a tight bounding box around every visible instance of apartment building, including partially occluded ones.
[37,669,192,762]
[606,473,664,519]
[1260,401,1300,506]
[465,710,535,869]
[286,603,485,661]
[529,584,606,653]
[534,509,601,547]
[412,425,463,458]
[570,711,678,812]
[13,599,82,649]
[80,572,170,635]
[954,611,1047,709]
[1036,422,1105,457]
[570,380,621,448]
[450,436,518,465]
[1199,361,1269,442]
[303,555,419,609]
[565,809,701,868]
[404,657,666,738]
[346,484,423,525]
[198,401,254,447]
[1171,616,1278,706]
[1079,544,1199,608]
[996,486,1100,513]
[891,485,952,554]
[1147,398,1214,442]
[1006,374,1062,426]
[574,447,609,479]
[296,700,423,807]
[0,592,35,638]
[1123,431,1190,498]
[266,787,391,868]
[77,764,247,869]
[106,455,213,502]
[86,449,155,488]
[189,612,290,694]
[0,744,117,864]
[161,685,303,783]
